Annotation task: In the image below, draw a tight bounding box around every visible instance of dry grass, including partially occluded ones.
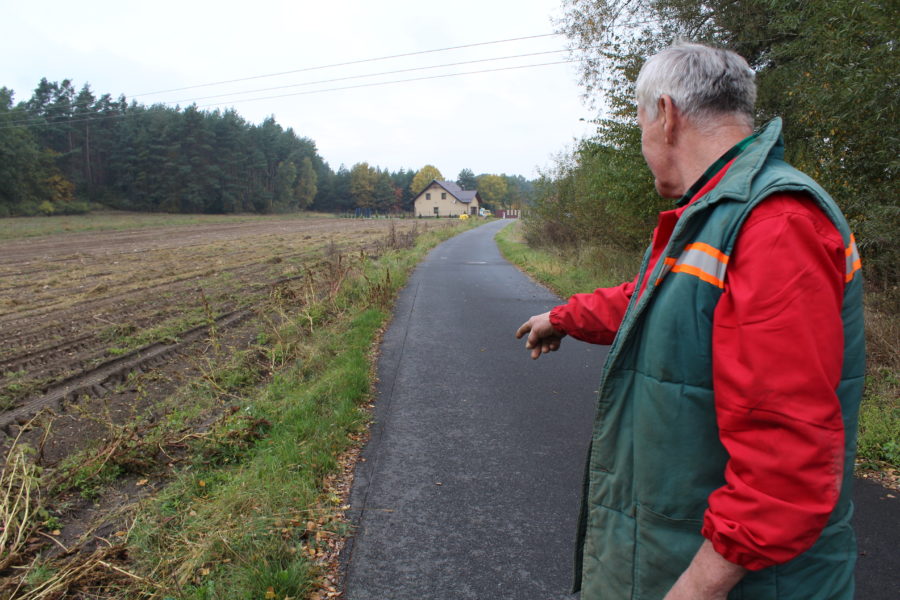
[4,546,142,600]
[0,445,40,572]
[864,297,899,374]
[0,412,53,580]
[858,292,900,468]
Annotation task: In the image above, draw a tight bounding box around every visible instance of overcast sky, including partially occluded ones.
[3,0,597,179]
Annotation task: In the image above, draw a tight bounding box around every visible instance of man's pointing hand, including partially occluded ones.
[516,311,566,360]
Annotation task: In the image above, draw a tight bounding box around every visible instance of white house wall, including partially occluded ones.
[414,183,479,217]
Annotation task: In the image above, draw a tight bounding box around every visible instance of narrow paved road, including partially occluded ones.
[343,220,899,600]
[343,220,602,599]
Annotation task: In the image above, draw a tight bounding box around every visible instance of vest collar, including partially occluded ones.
[688,118,785,209]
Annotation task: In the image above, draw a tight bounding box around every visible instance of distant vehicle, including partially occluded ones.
[478,208,492,217]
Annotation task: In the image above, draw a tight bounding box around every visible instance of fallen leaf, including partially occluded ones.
[136,479,149,486]
[265,587,276,599]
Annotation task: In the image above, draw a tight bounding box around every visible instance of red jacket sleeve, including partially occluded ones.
[702,193,848,570]
[549,277,637,345]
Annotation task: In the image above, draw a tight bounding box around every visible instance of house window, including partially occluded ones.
[433,206,439,215]
[426,193,431,200]
[441,192,446,199]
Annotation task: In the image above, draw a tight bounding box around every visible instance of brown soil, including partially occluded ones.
[0,217,417,425]
[0,215,425,597]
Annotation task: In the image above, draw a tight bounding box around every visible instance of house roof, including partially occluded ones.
[425,180,480,204]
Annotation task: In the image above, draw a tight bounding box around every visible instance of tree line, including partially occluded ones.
[0,79,537,219]
[0,80,326,216]
[527,0,897,290]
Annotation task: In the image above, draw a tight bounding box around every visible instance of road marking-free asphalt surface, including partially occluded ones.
[343,220,899,600]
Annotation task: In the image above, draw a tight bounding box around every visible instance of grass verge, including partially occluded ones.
[495,220,640,298]
[495,221,899,475]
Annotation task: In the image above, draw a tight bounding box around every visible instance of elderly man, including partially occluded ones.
[516,43,864,599]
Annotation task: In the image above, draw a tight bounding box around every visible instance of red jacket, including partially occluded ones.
[550,163,847,569]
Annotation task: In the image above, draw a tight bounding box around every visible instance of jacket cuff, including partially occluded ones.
[701,512,777,572]
[549,305,568,335]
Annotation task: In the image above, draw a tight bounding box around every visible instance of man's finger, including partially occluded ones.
[515,320,531,339]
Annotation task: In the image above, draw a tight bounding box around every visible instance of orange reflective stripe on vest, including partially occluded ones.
[659,237,859,288]
[658,242,730,289]
[845,234,862,283]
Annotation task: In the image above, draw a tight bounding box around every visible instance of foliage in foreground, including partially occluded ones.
[523,1,899,469]
[495,222,899,471]
[538,0,898,291]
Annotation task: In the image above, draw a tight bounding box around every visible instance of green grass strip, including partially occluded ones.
[494,220,640,298]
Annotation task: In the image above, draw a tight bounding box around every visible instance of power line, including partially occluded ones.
[164,47,572,106]
[2,35,572,128]
[0,59,577,131]
[129,32,563,98]
[2,47,584,129]
[193,59,576,109]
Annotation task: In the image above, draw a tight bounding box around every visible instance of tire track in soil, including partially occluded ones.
[0,250,318,384]
[0,268,312,436]
[0,308,253,437]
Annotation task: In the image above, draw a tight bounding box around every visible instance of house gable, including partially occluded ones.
[413,180,481,217]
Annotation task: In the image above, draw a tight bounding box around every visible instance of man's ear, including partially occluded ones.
[659,95,678,144]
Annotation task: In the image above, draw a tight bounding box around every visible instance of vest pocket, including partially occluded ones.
[633,505,704,599]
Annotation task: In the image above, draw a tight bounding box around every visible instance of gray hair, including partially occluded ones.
[636,42,756,129]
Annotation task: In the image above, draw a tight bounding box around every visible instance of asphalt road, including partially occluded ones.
[342,219,899,600]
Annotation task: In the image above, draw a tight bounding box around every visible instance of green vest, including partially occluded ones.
[576,118,866,599]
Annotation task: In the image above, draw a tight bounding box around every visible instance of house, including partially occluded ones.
[413,180,482,217]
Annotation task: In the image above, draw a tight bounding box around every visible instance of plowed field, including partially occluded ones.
[0,215,431,566]
[1,217,422,431]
